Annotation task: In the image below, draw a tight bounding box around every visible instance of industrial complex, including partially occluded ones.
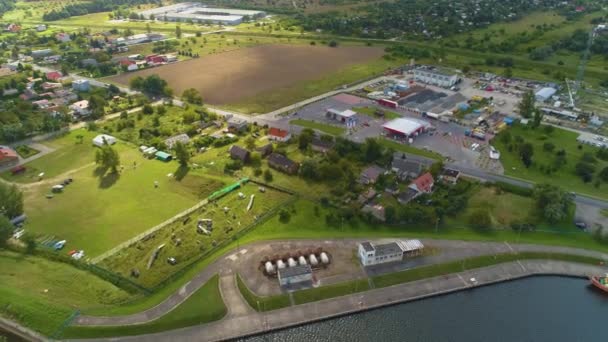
[138,3,266,25]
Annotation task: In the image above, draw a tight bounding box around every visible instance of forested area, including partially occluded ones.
[0,0,15,16]
[42,0,158,21]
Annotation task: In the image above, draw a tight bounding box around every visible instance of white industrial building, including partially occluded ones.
[535,87,557,102]
[358,240,424,266]
[138,3,266,25]
[382,118,429,138]
[413,66,459,87]
[577,132,608,149]
[277,264,313,287]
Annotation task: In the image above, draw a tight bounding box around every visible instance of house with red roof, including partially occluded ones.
[56,32,71,43]
[408,172,434,194]
[0,146,19,167]
[45,71,63,82]
[5,24,21,33]
[145,54,166,65]
[268,127,291,142]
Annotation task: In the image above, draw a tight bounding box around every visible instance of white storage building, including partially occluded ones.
[358,240,424,266]
[92,134,117,147]
[277,264,313,287]
[535,87,557,102]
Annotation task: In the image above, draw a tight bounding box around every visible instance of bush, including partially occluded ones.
[493,182,533,197]
[468,209,492,230]
[278,209,291,223]
[263,169,273,182]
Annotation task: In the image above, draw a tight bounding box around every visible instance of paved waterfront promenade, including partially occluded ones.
[66,238,608,342]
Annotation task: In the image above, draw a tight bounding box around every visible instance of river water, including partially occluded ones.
[240,276,608,342]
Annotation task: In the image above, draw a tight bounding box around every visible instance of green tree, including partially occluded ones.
[263,169,273,182]
[245,136,256,150]
[533,183,573,223]
[518,90,535,118]
[519,143,534,168]
[182,88,203,104]
[468,209,492,230]
[0,216,12,249]
[142,104,154,115]
[532,109,543,128]
[575,162,595,183]
[22,233,37,254]
[298,129,314,150]
[95,141,120,173]
[176,25,182,39]
[0,183,23,220]
[146,23,151,33]
[174,141,190,166]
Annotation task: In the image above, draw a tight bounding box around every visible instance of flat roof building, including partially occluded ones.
[358,240,424,266]
[535,87,557,102]
[139,3,266,25]
[414,66,459,87]
[383,118,427,138]
[278,264,313,287]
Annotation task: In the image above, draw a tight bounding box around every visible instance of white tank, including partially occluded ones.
[288,257,297,267]
[265,261,275,274]
[320,252,330,264]
[276,259,286,269]
[309,254,318,266]
[298,256,307,265]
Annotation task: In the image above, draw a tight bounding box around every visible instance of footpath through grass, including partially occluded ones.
[290,119,346,136]
[61,274,226,339]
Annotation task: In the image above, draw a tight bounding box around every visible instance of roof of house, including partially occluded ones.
[165,133,190,148]
[278,264,312,278]
[71,100,89,109]
[311,137,334,150]
[374,242,403,257]
[392,158,422,175]
[229,145,250,160]
[441,168,460,178]
[0,146,18,160]
[268,127,289,138]
[256,143,273,155]
[361,204,385,221]
[361,165,384,181]
[46,71,62,80]
[411,172,434,193]
[268,153,297,169]
[398,188,419,203]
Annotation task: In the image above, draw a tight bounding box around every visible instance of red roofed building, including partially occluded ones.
[268,127,291,142]
[409,172,434,194]
[145,54,166,65]
[45,71,63,82]
[119,59,135,66]
[0,146,19,167]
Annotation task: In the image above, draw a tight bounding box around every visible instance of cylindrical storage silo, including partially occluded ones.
[309,254,318,266]
[277,259,286,269]
[265,261,275,274]
[298,256,307,265]
[320,252,330,264]
[288,257,297,267]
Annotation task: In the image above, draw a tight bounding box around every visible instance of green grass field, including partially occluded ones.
[236,274,291,312]
[493,124,608,199]
[290,119,346,136]
[353,106,401,120]
[377,138,443,161]
[14,145,40,159]
[61,274,226,339]
[0,250,132,336]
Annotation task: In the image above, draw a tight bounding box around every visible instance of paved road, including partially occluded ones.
[71,238,608,331]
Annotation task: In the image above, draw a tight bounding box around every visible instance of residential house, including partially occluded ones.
[357,188,377,205]
[359,165,385,185]
[31,49,53,58]
[56,33,71,43]
[145,54,166,65]
[70,100,90,116]
[72,79,90,92]
[409,172,434,194]
[361,204,386,222]
[5,24,21,33]
[391,158,422,180]
[127,64,139,71]
[2,89,18,97]
[43,55,62,64]
[45,71,63,82]
[268,153,299,175]
[19,89,38,101]
[397,188,419,204]
[256,143,273,157]
[268,127,291,142]
[36,24,47,32]
[310,138,334,153]
[439,168,460,185]
[41,82,62,91]
[0,146,19,167]
[229,145,250,163]
[227,118,248,133]
[81,59,98,67]
[384,183,400,196]
[165,134,190,149]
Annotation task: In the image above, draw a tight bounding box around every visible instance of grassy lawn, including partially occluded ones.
[98,183,292,288]
[14,145,40,159]
[372,252,603,288]
[236,274,291,312]
[292,278,370,305]
[0,250,132,336]
[492,124,608,199]
[61,274,226,339]
[223,57,402,114]
[353,106,400,120]
[0,130,101,183]
[20,135,226,258]
[377,138,443,161]
[290,119,346,136]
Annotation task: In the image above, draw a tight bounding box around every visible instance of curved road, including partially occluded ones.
[71,238,608,338]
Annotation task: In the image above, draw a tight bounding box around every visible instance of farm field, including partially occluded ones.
[19,132,226,258]
[492,124,608,200]
[98,182,293,288]
[106,44,387,113]
[0,250,132,336]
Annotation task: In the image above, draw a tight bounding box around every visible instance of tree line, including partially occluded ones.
[42,0,158,21]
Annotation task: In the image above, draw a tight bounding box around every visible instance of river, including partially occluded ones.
[240,276,608,342]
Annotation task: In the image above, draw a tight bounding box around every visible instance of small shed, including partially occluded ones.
[277,264,313,287]
[155,151,172,162]
[92,134,117,147]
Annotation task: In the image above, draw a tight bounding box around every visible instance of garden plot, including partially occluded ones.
[98,183,292,288]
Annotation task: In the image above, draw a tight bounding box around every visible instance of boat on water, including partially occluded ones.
[590,274,608,293]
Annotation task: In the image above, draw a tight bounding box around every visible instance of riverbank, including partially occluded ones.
[67,260,607,342]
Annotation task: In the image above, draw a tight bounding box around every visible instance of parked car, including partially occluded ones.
[167,257,177,265]
[575,222,587,230]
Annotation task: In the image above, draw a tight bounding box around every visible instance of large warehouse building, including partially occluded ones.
[138,3,266,25]
[413,66,459,88]
[382,118,429,139]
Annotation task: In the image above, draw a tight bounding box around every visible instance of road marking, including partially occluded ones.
[504,241,516,253]
[457,274,468,286]
[517,260,527,272]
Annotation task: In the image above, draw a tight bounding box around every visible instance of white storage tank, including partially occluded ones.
[288,257,297,267]
[309,254,318,266]
[277,259,286,269]
[298,256,307,265]
[320,252,330,264]
[265,261,275,274]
